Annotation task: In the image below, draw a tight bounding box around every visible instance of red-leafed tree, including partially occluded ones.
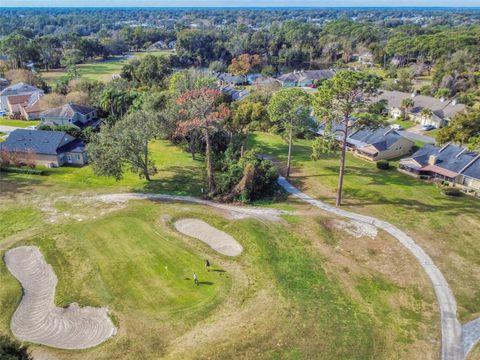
[228,54,262,82]
[176,88,230,193]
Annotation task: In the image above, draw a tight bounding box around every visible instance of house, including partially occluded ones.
[276,70,335,87]
[40,103,100,129]
[219,85,250,101]
[6,92,43,120]
[0,83,44,112]
[0,78,9,91]
[217,73,245,86]
[357,51,374,66]
[399,143,480,192]
[0,129,88,167]
[371,90,466,128]
[317,122,414,161]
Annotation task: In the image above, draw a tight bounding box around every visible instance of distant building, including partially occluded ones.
[219,85,250,101]
[217,73,246,86]
[0,83,44,112]
[0,129,88,167]
[400,143,480,192]
[40,103,100,129]
[276,70,335,87]
[370,90,466,128]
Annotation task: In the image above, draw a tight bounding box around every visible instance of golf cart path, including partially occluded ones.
[277,176,478,360]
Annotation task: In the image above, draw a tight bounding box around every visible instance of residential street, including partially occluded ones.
[399,129,436,144]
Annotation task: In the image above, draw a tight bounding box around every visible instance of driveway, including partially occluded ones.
[399,129,436,144]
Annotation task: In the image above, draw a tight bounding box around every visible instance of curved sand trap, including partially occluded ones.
[4,246,117,349]
[174,219,243,256]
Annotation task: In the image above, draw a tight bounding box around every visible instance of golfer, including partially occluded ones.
[205,259,210,272]
[193,272,199,286]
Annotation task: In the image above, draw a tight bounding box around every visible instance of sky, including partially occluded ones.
[2,0,480,8]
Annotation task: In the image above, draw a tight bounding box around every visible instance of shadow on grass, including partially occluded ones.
[0,175,51,199]
[139,166,205,196]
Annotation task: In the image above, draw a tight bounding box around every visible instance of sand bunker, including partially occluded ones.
[4,246,116,349]
[174,219,243,256]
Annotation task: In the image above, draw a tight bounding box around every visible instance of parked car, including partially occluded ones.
[421,124,436,131]
[392,124,404,131]
[25,125,37,130]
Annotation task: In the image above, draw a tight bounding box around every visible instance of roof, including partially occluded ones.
[7,94,31,106]
[0,82,43,97]
[278,70,335,83]
[40,103,96,119]
[217,73,244,84]
[0,129,78,155]
[371,90,466,120]
[401,143,480,180]
[348,126,407,151]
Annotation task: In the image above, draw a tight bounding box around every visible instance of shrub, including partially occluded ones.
[0,166,44,175]
[442,187,462,197]
[376,160,390,170]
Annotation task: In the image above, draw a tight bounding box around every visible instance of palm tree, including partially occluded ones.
[401,98,414,120]
[420,108,433,124]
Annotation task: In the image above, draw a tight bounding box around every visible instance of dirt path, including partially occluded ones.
[277,176,480,360]
[4,246,117,350]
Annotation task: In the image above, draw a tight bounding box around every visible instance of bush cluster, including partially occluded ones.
[0,166,44,175]
[376,160,390,170]
[442,187,462,197]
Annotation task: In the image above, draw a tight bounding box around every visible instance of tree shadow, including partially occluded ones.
[0,175,51,199]
[198,281,214,286]
[139,165,205,196]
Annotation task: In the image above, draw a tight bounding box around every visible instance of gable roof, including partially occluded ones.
[401,143,480,180]
[371,90,466,120]
[40,103,96,119]
[1,129,77,155]
[0,82,43,97]
[348,126,408,151]
[278,70,335,84]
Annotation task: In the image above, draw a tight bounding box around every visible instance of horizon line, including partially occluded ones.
[1,6,480,9]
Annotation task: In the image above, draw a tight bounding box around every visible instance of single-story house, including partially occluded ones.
[219,85,250,101]
[40,103,100,129]
[0,129,88,167]
[399,143,480,192]
[317,122,414,161]
[370,90,466,128]
[276,70,335,87]
[217,73,245,86]
[6,92,43,119]
[0,82,44,112]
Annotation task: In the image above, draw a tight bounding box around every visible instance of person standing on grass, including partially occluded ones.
[205,259,210,272]
[193,272,199,286]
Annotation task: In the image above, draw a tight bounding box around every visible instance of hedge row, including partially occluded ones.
[0,166,45,175]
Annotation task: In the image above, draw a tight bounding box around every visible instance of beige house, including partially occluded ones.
[371,90,466,128]
[0,129,88,167]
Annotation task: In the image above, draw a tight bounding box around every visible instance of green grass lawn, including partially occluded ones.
[41,51,174,85]
[4,140,205,196]
[248,131,480,322]
[0,118,40,128]
[390,119,416,129]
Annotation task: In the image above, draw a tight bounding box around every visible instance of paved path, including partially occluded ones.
[277,176,466,360]
[0,125,20,134]
[463,318,480,358]
[399,129,436,144]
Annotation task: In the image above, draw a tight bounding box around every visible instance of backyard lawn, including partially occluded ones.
[249,132,480,323]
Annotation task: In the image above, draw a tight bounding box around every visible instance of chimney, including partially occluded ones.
[428,155,437,165]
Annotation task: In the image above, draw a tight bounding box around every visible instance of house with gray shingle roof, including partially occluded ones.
[40,103,100,129]
[0,129,88,167]
[399,143,480,192]
[317,122,414,161]
[277,70,335,87]
[370,90,466,128]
